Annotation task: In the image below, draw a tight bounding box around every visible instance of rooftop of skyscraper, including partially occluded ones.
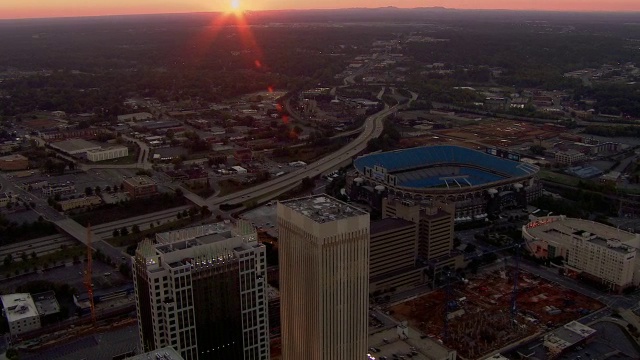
[280,195,368,223]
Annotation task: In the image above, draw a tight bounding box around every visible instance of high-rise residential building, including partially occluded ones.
[277,195,370,360]
[133,221,269,360]
[382,198,461,275]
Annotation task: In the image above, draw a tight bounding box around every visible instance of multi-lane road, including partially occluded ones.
[3,94,408,267]
[195,103,399,209]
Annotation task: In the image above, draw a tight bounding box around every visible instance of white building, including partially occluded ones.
[1,293,41,336]
[58,196,102,211]
[277,195,370,360]
[543,321,596,356]
[523,216,640,292]
[133,221,269,360]
[86,146,129,162]
[231,166,247,174]
[42,184,76,196]
[555,150,585,165]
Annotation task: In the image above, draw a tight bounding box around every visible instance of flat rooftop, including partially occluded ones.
[126,347,184,360]
[32,291,60,316]
[156,222,233,246]
[1,293,39,322]
[49,138,100,153]
[0,154,27,161]
[280,195,368,223]
[86,145,128,153]
[369,325,454,360]
[123,175,156,187]
[525,216,638,249]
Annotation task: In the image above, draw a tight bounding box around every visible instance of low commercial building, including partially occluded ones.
[231,165,247,174]
[49,139,101,156]
[20,180,48,191]
[42,183,76,197]
[523,216,640,292]
[369,324,456,360]
[1,293,41,336]
[58,196,102,211]
[0,154,29,171]
[555,150,585,165]
[117,112,153,122]
[0,193,16,207]
[543,321,596,357]
[122,175,157,198]
[86,146,128,162]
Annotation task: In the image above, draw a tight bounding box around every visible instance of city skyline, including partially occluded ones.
[1,0,640,20]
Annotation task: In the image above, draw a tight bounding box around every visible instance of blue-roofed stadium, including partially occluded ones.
[349,145,542,219]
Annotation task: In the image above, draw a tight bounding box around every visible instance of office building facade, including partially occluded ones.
[277,195,369,360]
[133,221,269,360]
[383,198,455,258]
[370,218,422,293]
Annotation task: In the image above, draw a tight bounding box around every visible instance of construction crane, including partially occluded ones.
[84,224,96,326]
[441,238,534,341]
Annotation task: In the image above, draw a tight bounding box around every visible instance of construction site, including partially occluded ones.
[389,267,604,359]
[397,118,569,151]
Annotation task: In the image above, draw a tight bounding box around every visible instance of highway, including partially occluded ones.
[1,205,191,265]
[196,103,401,209]
[4,91,412,266]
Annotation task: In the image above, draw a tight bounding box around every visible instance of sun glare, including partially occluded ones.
[230,0,241,12]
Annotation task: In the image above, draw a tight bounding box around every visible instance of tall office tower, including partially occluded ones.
[277,195,370,360]
[133,221,270,360]
[383,197,455,262]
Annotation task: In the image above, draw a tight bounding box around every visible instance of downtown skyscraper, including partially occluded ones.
[277,195,370,360]
[133,221,269,360]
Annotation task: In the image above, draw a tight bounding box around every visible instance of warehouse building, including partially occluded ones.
[86,146,128,162]
[49,139,101,156]
[0,154,29,171]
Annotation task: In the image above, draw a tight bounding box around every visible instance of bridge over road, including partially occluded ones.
[54,219,128,266]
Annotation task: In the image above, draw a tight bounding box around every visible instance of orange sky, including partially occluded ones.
[1,0,639,20]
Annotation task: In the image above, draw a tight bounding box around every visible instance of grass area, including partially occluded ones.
[0,245,85,277]
[106,218,195,248]
[217,178,271,197]
[273,142,344,164]
[217,179,248,196]
[538,169,581,187]
[185,183,215,198]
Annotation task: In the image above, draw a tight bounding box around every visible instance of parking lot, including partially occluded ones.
[240,204,278,237]
[0,261,119,294]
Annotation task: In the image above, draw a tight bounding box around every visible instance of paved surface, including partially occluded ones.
[0,261,118,294]
[21,325,138,360]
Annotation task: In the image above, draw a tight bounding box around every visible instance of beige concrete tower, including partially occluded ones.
[277,195,370,360]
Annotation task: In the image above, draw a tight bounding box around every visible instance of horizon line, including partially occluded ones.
[2,6,640,21]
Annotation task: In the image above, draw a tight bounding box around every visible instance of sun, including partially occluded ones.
[230,0,241,12]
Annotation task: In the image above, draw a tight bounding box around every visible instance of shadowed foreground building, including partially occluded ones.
[277,195,370,360]
[133,221,269,360]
